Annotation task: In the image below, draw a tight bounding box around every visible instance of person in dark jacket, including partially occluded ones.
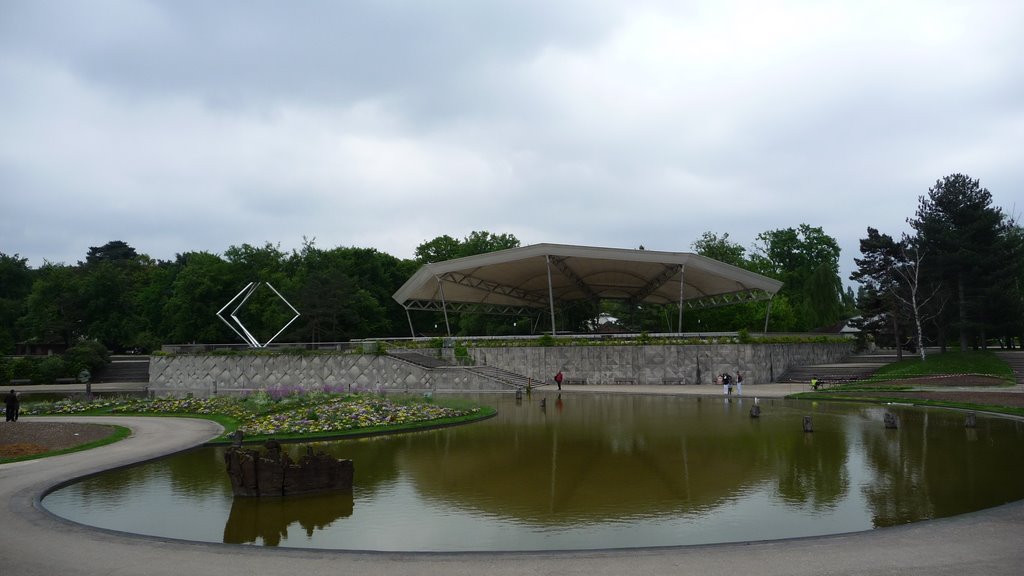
[5,389,20,422]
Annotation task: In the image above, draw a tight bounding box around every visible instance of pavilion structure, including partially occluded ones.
[392,243,783,337]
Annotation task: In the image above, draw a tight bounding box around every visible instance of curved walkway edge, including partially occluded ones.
[2,415,1024,576]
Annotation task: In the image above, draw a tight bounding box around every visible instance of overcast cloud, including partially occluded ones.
[2,0,1021,285]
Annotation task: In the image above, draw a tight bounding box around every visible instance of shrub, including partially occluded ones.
[10,357,37,382]
[37,356,68,383]
[0,357,12,384]
[64,341,110,375]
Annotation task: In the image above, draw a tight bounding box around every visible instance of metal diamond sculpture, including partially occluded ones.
[217,282,300,348]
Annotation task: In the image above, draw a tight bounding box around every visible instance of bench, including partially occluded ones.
[55,377,79,384]
[661,378,686,385]
[10,378,31,385]
[565,377,587,385]
[614,378,636,385]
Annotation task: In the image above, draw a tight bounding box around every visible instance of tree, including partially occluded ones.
[691,232,747,267]
[163,252,236,344]
[83,240,139,265]
[21,263,82,347]
[415,235,461,264]
[686,232,773,332]
[908,174,1008,350]
[458,231,520,258]
[852,227,950,360]
[890,239,946,360]
[415,231,521,264]
[412,232,521,335]
[753,224,844,331]
[0,253,34,353]
[975,216,1024,348]
[850,228,907,358]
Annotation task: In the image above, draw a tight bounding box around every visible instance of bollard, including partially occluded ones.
[965,412,977,428]
[749,405,761,418]
[803,415,813,433]
[884,412,898,429]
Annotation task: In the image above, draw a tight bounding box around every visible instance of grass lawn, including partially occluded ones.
[792,350,1022,416]
[871,350,1015,381]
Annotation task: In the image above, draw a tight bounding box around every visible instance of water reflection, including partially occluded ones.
[42,394,1024,551]
[224,493,354,546]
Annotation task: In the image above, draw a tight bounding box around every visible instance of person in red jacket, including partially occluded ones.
[554,371,563,390]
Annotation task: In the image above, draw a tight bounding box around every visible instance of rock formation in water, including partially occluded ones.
[224,440,354,497]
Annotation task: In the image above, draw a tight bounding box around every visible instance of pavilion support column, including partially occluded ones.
[763,296,774,335]
[405,308,416,339]
[436,276,452,337]
[677,266,686,334]
[545,255,557,336]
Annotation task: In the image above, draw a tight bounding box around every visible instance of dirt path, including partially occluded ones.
[0,421,118,458]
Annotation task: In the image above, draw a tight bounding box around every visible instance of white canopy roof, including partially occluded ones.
[393,244,782,318]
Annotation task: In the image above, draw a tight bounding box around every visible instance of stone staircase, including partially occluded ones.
[386,350,453,369]
[464,365,537,390]
[993,350,1024,386]
[387,350,534,390]
[776,351,895,384]
[93,355,150,383]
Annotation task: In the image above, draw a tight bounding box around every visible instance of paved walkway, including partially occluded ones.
[3,399,1024,575]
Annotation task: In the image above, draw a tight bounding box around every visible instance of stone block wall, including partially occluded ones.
[468,342,852,386]
[148,354,504,397]
[148,341,852,396]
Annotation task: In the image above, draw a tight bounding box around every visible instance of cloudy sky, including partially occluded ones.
[2,0,1021,284]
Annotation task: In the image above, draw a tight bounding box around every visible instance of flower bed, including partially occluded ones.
[239,397,472,436]
[20,389,485,440]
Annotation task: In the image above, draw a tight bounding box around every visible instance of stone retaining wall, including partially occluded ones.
[465,342,853,386]
[148,354,503,397]
[149,342,852,396]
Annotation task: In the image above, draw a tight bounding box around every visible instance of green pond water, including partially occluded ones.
[43,393,1024,551]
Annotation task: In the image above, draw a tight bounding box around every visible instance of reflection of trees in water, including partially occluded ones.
[860,408,935,527]
[163,447,233,496]
[307,433,414,496]
[393,395,853,523]
[862,410,1024,527]
[772,408,849,509]
[223,492,353,546]
[53,397,1024,547]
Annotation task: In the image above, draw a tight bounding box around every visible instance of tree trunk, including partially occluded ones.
[893,315,903,361]
[958,273,968,352]
[912,290,926,362]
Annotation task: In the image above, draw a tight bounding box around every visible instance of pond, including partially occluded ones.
[43,393,1024,551]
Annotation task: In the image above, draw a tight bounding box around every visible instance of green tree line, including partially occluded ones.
[850,173,1024,356]
[2,224,859,354]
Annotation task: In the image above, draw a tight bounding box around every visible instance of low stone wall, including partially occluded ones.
[148,354,503,397]
[149,341,853,396]
[466,342,853,386]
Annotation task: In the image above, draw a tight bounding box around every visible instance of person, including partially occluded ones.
[724,372,732,395]
[717,373,725,395]
[5,389,19,422]
[554,370,563,391]
[811,375,820,391]
[735,371,743,396]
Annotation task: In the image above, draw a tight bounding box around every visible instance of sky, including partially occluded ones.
[2,0,1021,287]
